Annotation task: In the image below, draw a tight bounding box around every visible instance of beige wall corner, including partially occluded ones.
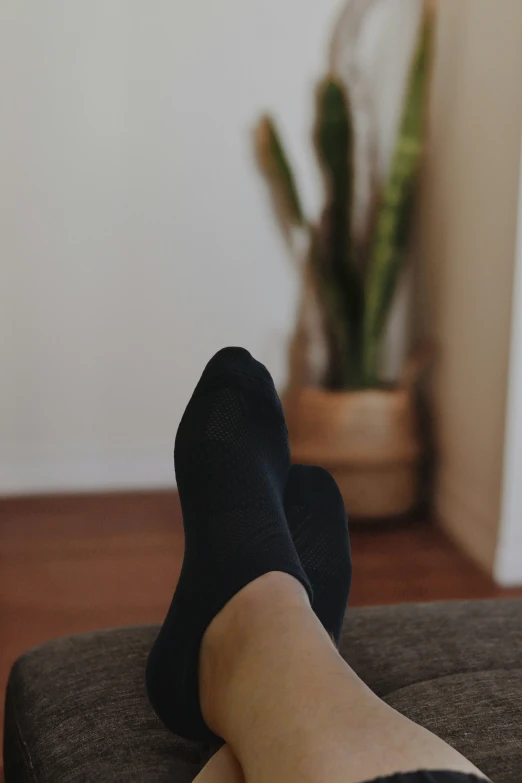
[416,0,522,575]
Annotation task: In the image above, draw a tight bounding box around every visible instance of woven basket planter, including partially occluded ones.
[285,386,421,520]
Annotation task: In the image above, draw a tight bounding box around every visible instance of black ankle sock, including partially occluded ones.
[285,465,352,647]
[146,347,312,742]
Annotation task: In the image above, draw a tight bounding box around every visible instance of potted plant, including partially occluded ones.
[254,6,433,519]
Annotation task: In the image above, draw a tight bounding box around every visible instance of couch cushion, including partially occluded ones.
[384,669,522,783]
[4,625,202,783]
[4,599,521,783]
[341,599,522,695]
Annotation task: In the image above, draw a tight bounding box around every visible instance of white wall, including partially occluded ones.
[0,0,344,493]
[418,0,522,577]
[495,134,522,586]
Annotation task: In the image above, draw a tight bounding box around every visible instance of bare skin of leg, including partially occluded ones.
[194,572,488,783]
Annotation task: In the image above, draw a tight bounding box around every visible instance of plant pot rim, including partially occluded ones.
[290,385,407,398]
[290,447,421,467]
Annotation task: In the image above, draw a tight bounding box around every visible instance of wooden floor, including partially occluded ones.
[1,490,521,768]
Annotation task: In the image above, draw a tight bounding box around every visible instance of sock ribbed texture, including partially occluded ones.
[146,347,312,742]
[285,464,351,647]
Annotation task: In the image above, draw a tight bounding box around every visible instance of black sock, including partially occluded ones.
[285,465,351,647]
[146,348,312,742]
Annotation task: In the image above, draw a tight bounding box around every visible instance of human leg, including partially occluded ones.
[199,572,488,783]
[147,348,489,783]
[193,461,352,783]
[146,348,312,741]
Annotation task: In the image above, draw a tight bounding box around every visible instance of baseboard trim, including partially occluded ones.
[495,541,522,586]
[435,472,499,576]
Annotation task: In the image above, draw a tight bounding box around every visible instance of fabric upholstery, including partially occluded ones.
[3,599,521,782]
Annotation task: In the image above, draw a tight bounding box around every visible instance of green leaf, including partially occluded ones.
[362,8,433,386]
[255,115,305,227]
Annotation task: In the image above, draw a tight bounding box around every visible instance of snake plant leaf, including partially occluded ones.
[255,115,305,229]
[314,77,365,387]
[329,0,382,272]
[362,7,433,386]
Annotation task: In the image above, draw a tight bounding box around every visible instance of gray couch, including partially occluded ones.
[3,600,521,782]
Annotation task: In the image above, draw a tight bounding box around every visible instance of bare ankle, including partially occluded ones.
[199,572,309,732]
